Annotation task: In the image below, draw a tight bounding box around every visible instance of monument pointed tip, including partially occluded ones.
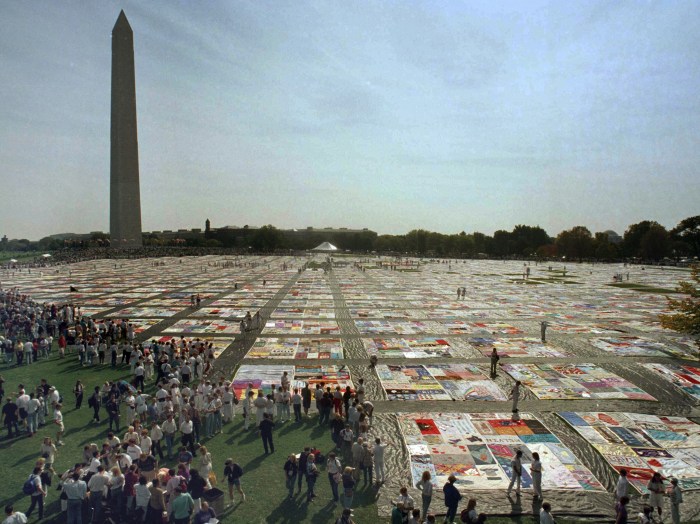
[113,10,132,33]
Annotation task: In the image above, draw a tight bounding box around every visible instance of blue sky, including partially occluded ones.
[1,0,698,239]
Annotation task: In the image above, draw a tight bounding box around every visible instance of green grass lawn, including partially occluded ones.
[606,282,679,294]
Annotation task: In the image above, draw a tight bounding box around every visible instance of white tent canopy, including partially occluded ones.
[311,242,338,252]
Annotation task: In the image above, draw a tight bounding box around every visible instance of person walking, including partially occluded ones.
[416,470,433,521]
[223,458,245,503]
[284,454,298,499]
[531,451,542,499]
[669,478,683,524]
[442,475,461,523]
[509,381,521,413]
[259,413,275,454]
[24,467,46,521]
[507,450,523,495]
[327,452,342,503]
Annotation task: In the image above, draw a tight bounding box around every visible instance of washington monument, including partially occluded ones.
[110,10,142,248]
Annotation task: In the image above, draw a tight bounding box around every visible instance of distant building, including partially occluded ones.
[603,230,623,244]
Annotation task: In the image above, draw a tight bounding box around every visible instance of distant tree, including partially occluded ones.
[640,224,671,260]
[556,226,594,261]
[671,215,700,257]
[251,225,282,251]
[510,225,550,256]
[593,232,620,260]
[536,243,558,258]
[623,220,669,258]
[660,265,700,353]
[492,230,511,257]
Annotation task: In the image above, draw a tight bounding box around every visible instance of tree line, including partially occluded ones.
[3,215,698,261]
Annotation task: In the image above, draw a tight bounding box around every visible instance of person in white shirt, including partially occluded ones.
[243,391,254,430]
[539,502,555,524]
[53,404,64,445]
[615,469,629,501]
[25,393,40,436]
[134,476,151,517]
[374,437,387,484]
[87,466,109,522]
[180,415,195,451]
[161,415,178,460]
[2,504,28,524]
[222,387,235,423]
[126,440,142,461]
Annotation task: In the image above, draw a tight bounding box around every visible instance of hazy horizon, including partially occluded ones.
[2,1,699,240]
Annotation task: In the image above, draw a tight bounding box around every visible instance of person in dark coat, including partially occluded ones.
[443,474,462,523]
[259,413,275,454]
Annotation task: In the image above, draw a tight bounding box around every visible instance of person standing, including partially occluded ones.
[298,448,310,493]
[539,502,555,524]
[416,470,433,521]
[615,496,629,524]
[301,383,312,417]
[374,437,387,485]
[326,452,342,503]
[530,451,542,499]
[646,472,665,522]
[259,413,275,454]
[89,386,101,422]
[170,487,194,524]
[87,466,109,523]
[341,467,355,511]
[306,454,319,503]
[292,388,302,422]
[3,398,19,438]
[62,471,87,524]
[669,478,683,524]
[540,321,548,343]
[106,395,120,432]
[615,469,629,502]
[53,403,64,446]
[360,441,374,485]
[489,348,500,376]
[73,381,84,410]
[509,382,521,413]
[284,455,298,499]
[442,475,461,523]
[507,450,523,495]
[2,505,27,524]
[146,478,166,523]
